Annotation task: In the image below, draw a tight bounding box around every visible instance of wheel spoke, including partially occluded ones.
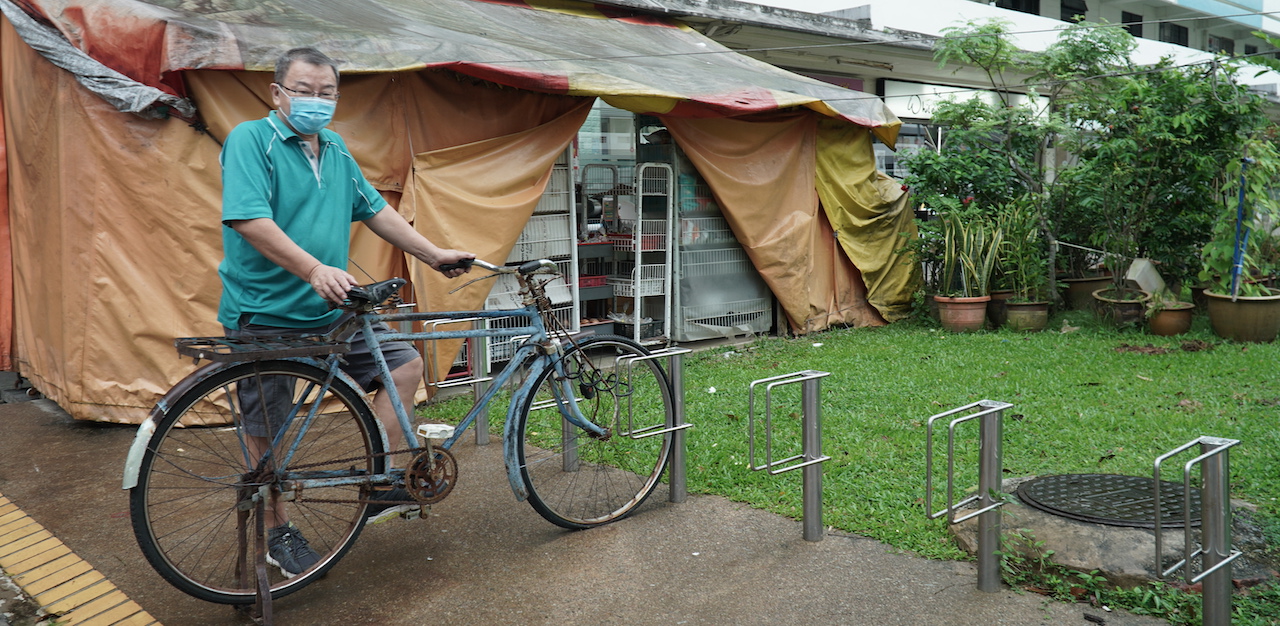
[518,336,672,528]
[131,361,380,604]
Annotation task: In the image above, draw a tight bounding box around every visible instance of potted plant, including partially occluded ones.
[1199,138,1280,342]
[934,213,1003,332]
[997,200,1051,331]
[1146,289,1195,336]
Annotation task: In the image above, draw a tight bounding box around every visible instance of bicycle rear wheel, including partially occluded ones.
[517,335,673,529]
[130,360,382,604]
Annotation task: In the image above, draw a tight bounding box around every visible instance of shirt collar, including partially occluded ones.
[265,110,298,141]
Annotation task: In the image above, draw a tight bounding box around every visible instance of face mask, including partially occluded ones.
[285,96,336,135]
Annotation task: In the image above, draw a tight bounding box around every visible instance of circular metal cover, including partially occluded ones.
[1016,474,1201,528]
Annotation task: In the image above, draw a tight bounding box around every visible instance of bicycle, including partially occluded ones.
[122,258,680,605]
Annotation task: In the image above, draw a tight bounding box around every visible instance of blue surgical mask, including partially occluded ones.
[285,96,336,135]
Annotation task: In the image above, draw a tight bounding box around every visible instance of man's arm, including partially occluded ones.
[228,218,357,303]
[363,207,474,278]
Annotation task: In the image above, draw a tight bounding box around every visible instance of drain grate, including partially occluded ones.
[1016,474,1201,528]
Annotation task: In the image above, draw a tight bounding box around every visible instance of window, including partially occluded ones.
[1159,22,1189,47]
[1061,0,1087,22]
[1121,12,1143,38]
[1208,36,1235,55]
[996,0,1040,16]
[1245,44,1258,56]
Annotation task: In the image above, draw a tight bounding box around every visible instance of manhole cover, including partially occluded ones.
[1016,474,1201,528]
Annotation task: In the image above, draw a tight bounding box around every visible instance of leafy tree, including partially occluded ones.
[902,18,1270,302]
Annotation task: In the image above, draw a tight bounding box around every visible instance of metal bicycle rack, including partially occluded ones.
[747,370,832,542]
[1154,437,1241,626]
[417,318,494,445]
[925,400,1011,592]
[618,347,694,503]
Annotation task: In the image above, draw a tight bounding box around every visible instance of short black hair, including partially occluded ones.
[274,48,340,85]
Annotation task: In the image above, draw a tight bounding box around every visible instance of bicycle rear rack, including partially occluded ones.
[925,400,1010,592]
[1154,436,1241,626]
[175,336,349,362]
[747,370,831,541]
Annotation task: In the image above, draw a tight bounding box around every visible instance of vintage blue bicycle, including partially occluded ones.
[123,258,677,605]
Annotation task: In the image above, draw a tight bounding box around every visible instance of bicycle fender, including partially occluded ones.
[122,415,157,490]
[123,360,224,490]
[503,376,538,502]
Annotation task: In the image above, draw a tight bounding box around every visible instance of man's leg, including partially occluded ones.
[370,354,424,469]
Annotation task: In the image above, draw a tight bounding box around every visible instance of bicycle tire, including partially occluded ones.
[130,359,382,604]
[516,335,673,529]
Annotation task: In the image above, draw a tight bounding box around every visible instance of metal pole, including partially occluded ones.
[801,376,823,542]
[1200,438,1233,626]
[976,401,1004,592]
[668,350,687,503]
[472,320,490,446]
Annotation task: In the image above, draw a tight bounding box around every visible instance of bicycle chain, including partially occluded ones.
[277,446,431,506]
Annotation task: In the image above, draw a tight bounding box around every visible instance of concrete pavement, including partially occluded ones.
[0,395,1170,626]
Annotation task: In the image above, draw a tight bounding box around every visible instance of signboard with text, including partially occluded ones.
[880,80,1049,120]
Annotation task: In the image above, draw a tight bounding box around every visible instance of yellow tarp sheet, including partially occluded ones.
[816,119,919,322]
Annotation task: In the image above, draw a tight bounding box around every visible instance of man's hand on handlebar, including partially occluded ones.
[433,249,476,278]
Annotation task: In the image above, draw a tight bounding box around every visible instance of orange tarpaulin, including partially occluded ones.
[663,113,886,334]
[5,27,595,422]
[4,17,224,422]
[0,16,11,370]
[407,102,593,381]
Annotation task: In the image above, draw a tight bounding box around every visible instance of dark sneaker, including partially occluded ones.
[364,487,419,525]
[266,522,321,578]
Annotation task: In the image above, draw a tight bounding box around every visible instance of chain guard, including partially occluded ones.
[405,446,457,504]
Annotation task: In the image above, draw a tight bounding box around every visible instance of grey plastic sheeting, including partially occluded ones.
[0,0,194,119]
[8,0,897,136]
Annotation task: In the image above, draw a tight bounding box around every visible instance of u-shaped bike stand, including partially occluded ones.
[747,370,832,541]
[1154,437,1241,626]
[618,347,693,502]
[925,400,1010,592]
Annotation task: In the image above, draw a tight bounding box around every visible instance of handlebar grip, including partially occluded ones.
[438,258,475,272]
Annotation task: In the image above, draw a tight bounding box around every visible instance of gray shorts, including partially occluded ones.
[226,314,419,438]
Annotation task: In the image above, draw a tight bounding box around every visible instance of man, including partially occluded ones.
[218,47,474,578]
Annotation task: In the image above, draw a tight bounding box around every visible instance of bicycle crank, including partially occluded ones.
[405,446,457,504]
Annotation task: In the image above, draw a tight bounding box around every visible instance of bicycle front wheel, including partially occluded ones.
[130,360,382,604]
[517,335,674,529]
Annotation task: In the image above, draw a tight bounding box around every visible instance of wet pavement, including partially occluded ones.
[0,396,1170,626]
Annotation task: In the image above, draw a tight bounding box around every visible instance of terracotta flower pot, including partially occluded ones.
[1205,289,1280,342]
[934,295,990,333]
[987,289,1014,329]
[1091,288,1151,327]
[1062,275,1112,311]
[1005,301,1050,332]
[1148,302,1194,337]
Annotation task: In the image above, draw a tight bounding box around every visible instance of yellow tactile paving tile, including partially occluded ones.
[0,494,160,626]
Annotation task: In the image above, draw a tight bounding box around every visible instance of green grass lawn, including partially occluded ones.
[419,309,1280,624]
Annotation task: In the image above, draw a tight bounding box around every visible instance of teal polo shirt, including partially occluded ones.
[218,111,387,329]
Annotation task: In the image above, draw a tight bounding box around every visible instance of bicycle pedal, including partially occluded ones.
[417,423,456,440]
[402,505,428,521]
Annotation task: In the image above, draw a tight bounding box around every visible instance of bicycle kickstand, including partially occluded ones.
[235,484,274,626]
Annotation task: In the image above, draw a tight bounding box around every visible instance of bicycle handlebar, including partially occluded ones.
[340,259,560,310]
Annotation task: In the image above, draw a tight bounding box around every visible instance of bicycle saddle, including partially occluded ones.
[343,278,407,309]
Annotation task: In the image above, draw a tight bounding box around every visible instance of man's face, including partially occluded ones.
[271,61,339,119]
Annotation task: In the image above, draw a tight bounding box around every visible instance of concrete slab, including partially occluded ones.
[0,398,1168,625]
